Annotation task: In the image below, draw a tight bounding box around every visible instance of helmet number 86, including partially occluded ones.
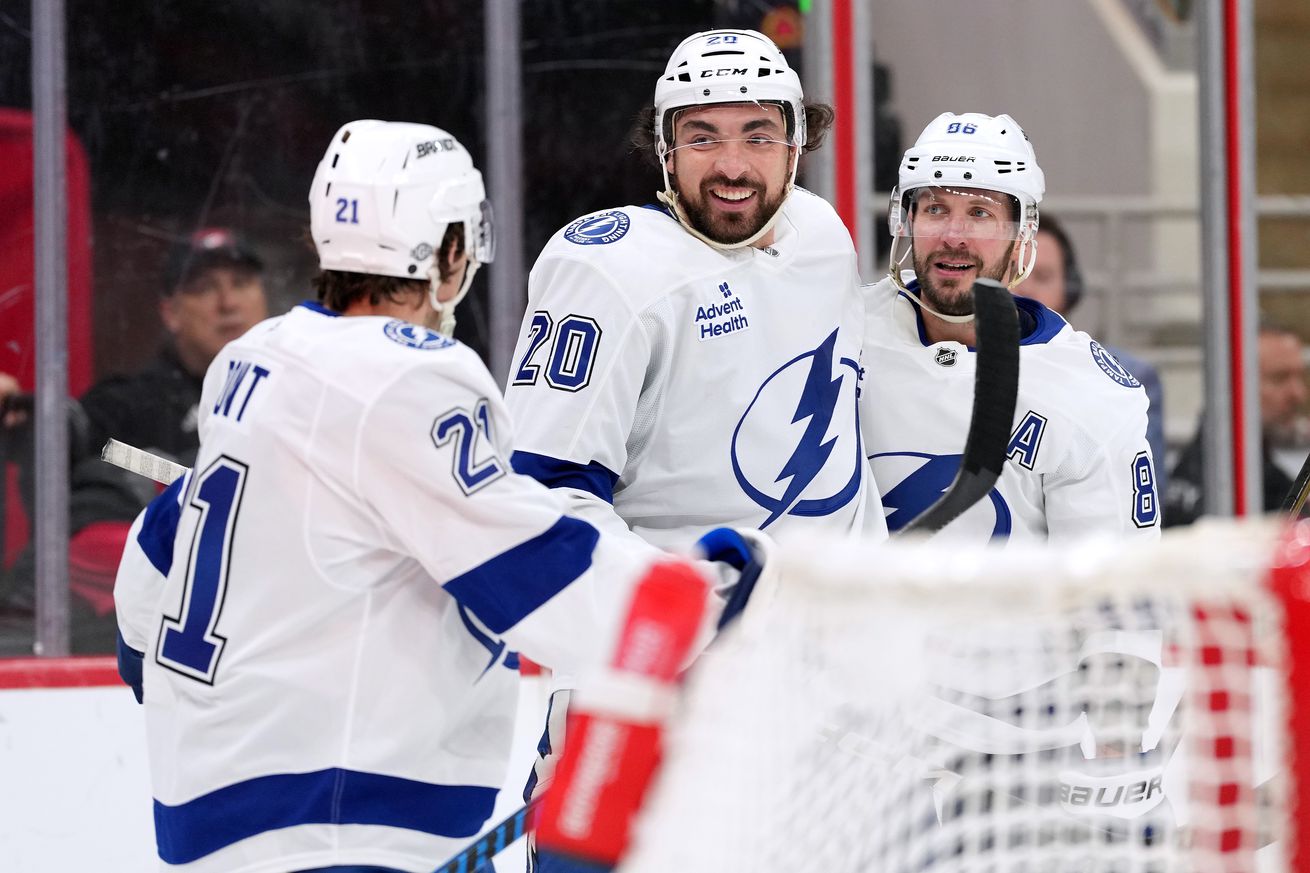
[946,122,977,134]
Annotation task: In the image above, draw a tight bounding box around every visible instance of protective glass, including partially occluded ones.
[903,186,1022,241]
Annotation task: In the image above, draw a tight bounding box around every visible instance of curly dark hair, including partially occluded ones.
[313,223,465,311]
[627,101,836,167]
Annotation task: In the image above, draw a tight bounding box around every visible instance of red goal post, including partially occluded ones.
[615,518,1309,872]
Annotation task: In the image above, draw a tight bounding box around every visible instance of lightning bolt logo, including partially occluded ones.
[873,451,1012,537]
[732,330,863,528]
[766,331,842,526]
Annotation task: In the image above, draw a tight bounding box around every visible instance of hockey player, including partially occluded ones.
[112,120,724,873]
[502,29,882,871]
[863,112,1160,541]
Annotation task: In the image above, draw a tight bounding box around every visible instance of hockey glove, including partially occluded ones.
[693,527,773,631]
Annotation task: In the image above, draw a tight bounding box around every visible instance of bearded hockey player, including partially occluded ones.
[863,112,1161,542]
[502,28,884,872]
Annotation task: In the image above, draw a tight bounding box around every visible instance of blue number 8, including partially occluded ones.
[1131,451,1159,528]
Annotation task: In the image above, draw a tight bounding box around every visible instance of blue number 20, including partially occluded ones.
[511,311,602,393]
[158,457,248,682]
[1131,451,1159,528]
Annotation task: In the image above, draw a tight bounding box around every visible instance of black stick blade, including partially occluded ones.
[899,279,1020,536]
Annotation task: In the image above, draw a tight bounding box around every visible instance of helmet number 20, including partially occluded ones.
[946,122,977,134]
[334,197,359,224]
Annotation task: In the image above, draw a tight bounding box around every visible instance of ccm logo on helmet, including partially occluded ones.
[931,156,976,163]
[700,68,749,77]
[416,138,457,159]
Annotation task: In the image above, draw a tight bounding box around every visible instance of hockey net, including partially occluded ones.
[619,519,1310,872]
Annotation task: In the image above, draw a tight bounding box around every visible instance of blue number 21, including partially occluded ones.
[157,457,248,683]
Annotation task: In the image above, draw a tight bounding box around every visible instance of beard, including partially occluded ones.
[912,241,1015,316]
[676,173,788,246]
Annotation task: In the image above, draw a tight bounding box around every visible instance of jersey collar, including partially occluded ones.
[900,280,1066,348]
[297,300,341,317]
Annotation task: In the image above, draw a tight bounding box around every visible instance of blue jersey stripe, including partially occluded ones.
[443,515,600,634]
[137,476,185,577]
[154,768,496,864]
[510,451,617,504]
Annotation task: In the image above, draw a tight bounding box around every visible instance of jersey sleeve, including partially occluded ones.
[113,473,189,650]
[1043,396,1163,541]
[503,251,662,552]
[353,352,670,672]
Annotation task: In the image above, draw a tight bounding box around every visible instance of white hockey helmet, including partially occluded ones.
[654,29,806,156]
[888,112,1045,296]
[653,29,805,250]
[309,120,494,334]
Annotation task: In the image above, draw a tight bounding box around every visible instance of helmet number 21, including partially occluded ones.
[334,197,359,224]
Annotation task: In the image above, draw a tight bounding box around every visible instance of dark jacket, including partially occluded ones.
[1163,426,1294,526]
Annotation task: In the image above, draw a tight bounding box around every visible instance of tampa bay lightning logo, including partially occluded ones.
[874,451,1012,538]
[564,210,631,245]
[731,329,863,528]
[383,319,454,350]
[1090,341,1141,388]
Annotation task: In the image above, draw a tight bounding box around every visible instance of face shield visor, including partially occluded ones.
[428,174,495,266]
[899,186,1023,241]
[469,198,495,265]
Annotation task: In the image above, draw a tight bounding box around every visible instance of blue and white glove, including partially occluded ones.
[693,527,773,631]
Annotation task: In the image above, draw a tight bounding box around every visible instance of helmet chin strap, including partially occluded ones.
[656,148,798,252]
[428,259,481,337]
[888,233,1038,325]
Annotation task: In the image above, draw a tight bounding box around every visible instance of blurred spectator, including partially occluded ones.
[1164,321,1309,526]
[1020,214,1168,492]
[0,228,268,652]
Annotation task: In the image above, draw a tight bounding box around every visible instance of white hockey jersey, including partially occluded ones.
[113,302,680,872]
[504,190,884,552]
[862,278,1161,542]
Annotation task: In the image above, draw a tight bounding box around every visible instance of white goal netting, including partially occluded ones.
[620,519,1309,873]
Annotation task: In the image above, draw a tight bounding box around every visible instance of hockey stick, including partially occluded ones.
[431,798,539,872]
[100,438,187,485]
[1280,449,1310,518]
[898,278,1020,535]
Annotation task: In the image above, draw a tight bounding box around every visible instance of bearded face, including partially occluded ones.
[666,103,795,247]
[906,187,1020,315]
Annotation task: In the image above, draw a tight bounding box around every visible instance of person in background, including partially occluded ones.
[0,227,268,652]
[1165,321,1308,525]
[1019,213,1167,496]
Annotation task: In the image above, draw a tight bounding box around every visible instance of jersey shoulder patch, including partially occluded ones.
[563,210,632,246]
[382,319,455,351]
[1089,340,1141,388]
